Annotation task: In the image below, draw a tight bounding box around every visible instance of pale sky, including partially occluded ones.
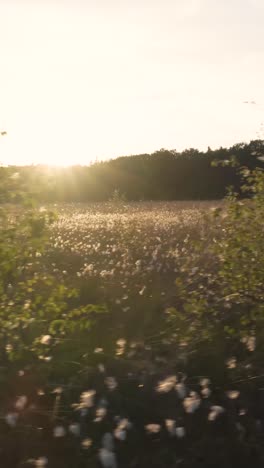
[0,0,264,166]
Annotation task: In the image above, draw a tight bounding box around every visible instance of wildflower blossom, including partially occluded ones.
[15,395,28,411]
[99,448,117,468]
[69,423,81,436]
[35,457,48,467]
[95,407,107,422]
[40,335,52,345]
[53,426,66,437]
[79,390,96,408]
[145,423,161,434]
[183,392,201,413]
[176,383,187,399]
[156,375,177,393]
[105,376,118,391]
[176,426,186,438]
[226,390,240,399]
[226,357,237,369]
[208,406,225,421]
[241,335,256,352]
[201,386,211,398]
[5,412,18,427]
[82,438,92,449]
[200,378,210,387]
[165,419,175,435]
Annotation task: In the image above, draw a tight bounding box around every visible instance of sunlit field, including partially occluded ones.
[2,188,264,468]
[41,199,264,466]
[49,201,221,342]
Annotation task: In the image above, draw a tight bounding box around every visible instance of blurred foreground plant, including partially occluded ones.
[165,166,264,379]
[0,174,107,379]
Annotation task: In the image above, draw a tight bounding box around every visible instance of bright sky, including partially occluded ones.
[0,0,264,166]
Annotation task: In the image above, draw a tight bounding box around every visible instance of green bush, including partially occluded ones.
[165,167,264,380]
[0,176,107,381]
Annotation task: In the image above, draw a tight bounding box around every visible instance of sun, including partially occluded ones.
[0,128,95,167]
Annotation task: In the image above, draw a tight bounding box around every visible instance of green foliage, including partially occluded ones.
[166,167,264,370]
[0,175,107,376]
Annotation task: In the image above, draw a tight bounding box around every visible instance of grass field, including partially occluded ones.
[3,195,264,468]
[48,201,221,344]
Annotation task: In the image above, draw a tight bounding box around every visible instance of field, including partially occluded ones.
[2,192,264,468]
[48,201,220,344]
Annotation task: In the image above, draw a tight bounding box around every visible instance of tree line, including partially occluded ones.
[1,140,264,202]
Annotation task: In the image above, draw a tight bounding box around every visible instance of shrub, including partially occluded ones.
[165,167,264,379]
[0,175,107,381]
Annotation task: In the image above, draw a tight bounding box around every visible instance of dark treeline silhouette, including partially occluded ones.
[1,140,264,202]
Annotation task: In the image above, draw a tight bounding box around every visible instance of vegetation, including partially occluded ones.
[1,146,264,467]
[1,140,264,202]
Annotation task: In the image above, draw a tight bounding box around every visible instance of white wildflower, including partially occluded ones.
[241,335,256,352]
[156,375,177,393]
[226,390,240,400]
[105,376,118,391]
[52,387,63,395]
[208,405,225,421]
[114,428,126,440]
[5,343,13,353]
[175,382,187,399]
[98,363,106,373]
[39,355,52,362]
[40,335,52,345]
[53,425,66,437]
[176,426,186,438]
[15,395,28,411]
[82,438,92,449]
[114,417,132,439]
[99,448,117,468]
[116,338,126,356]
[165,419,175,435]
[79,390,96,408]
[226,357,237,369]
[200,378,210,387]
[35,456,48,467]
[5,412,18,427]
[95,407,107,422]
[116,338,126,348]
[145,423,161,434]
[23,300,31,310]
[183,392,201,414]
[69,423,81,436]
[201,387,211,398]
